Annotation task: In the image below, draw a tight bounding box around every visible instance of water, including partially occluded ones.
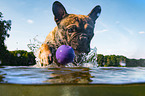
[1,66,145,96]
[1,66,145,84]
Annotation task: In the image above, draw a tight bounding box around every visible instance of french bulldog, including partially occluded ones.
[37,1,101,66]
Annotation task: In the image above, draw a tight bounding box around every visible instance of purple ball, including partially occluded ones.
[56,45,75,65]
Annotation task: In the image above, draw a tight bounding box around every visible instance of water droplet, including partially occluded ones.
[17,53,21,57]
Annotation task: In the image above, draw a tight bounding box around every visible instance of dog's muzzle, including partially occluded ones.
[70,33,91,54]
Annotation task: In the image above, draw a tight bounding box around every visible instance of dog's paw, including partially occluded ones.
[38,44,53,66]
[40,52,53,66]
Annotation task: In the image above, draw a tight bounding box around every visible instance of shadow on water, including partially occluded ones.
[0,74,5,83]
[44,67,93,84]
[0,66,94,84]
[0,67,6,83]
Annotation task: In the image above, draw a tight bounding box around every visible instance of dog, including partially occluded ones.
[37,1,101,66]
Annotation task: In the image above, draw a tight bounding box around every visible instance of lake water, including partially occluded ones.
[1,65,145,96]
[1,65,145,84]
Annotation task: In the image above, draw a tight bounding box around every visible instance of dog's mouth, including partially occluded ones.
[69,34,91,54]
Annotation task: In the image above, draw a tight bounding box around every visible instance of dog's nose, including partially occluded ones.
[79,36,88,42]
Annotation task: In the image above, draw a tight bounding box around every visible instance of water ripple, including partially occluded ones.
[1,66,145,84]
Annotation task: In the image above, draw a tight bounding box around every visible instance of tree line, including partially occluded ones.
[1,50,36,66]
[97,54,126,67]
[97,54,145,67]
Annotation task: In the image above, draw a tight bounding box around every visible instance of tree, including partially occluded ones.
[110,55,117,66]
[97,54,104,66]
[106,56,111,66]
[103,55,110,66]
[103,55,121,67]
[0,12,11,63]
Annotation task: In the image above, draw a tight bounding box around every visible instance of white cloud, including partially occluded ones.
[96,29,108,33]
[99,21,108,28]
[27,19,34,24]
[139,31,145,34]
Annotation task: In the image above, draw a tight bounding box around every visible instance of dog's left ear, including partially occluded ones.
[52,1,68,25]
[88,5,101,23]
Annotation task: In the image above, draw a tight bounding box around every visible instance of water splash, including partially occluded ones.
[27,35,42,67]
[27,35,42,52]
[28,36,98,68]
[82,47,98,67]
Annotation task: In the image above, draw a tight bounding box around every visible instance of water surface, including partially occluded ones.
[1,65,145,84]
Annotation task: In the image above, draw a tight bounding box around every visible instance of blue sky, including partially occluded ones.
[0,0,145,59]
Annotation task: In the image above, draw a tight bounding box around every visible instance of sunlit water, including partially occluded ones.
[1,66,145,84]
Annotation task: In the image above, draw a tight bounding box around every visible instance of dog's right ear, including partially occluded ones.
[52,1,68,25]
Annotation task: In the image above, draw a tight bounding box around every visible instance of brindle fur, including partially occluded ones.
[38,1,101,66]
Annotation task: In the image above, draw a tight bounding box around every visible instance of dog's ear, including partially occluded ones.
[88,5,101,23]
[52,1,68,25]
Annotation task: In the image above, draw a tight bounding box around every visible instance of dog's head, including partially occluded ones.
[53,1,101,54]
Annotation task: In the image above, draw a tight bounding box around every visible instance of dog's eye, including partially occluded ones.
[68,28,74,33]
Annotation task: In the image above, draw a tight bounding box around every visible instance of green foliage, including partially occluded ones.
[126,58,145,67]
[97,54,145,67]
[97,54,127,67]
[97,54,104,66]
[110,55,117,66]
[0,12,11,63]
[1,50,36,66]
[0,12,11,49]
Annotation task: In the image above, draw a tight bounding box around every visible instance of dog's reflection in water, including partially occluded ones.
[43,67,93,84]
